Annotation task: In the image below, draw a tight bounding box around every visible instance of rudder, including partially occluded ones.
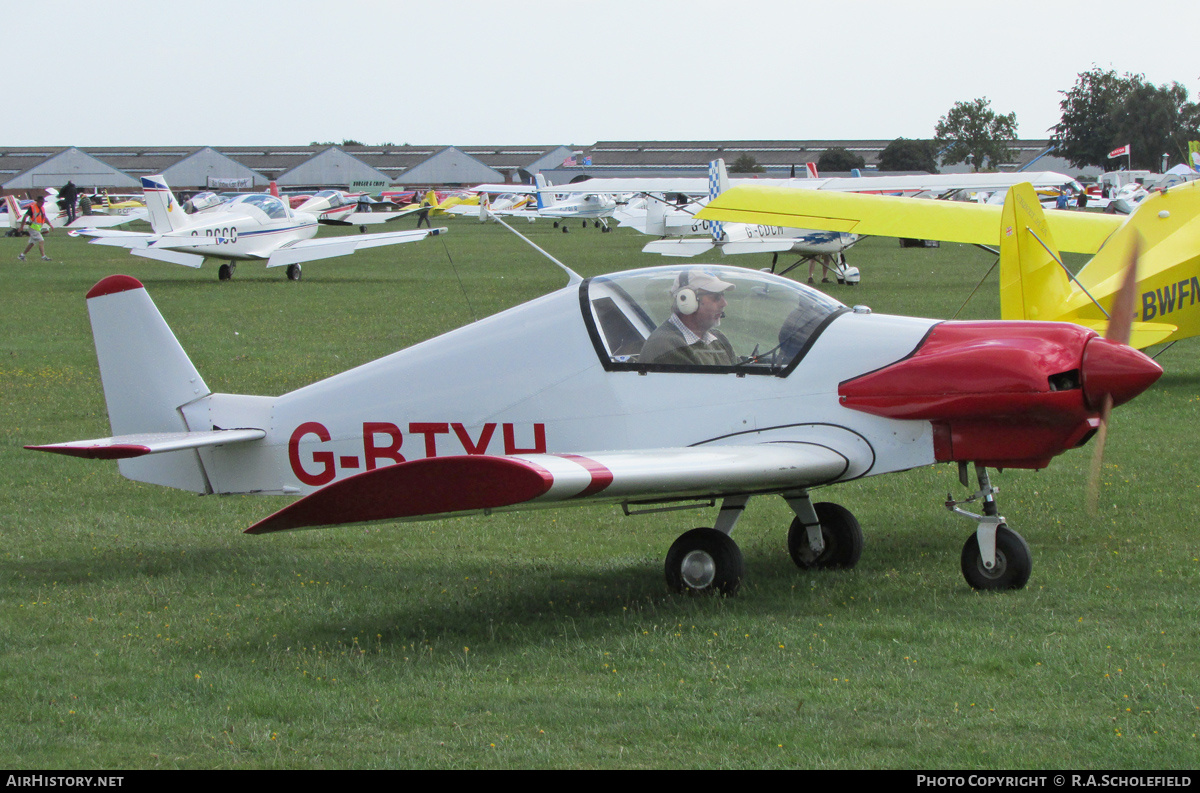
[140,174,188,234]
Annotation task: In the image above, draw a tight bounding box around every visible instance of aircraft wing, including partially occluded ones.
[642,239,716,257]
[526,172,1081,198]
[66,209,148,229]
[697,185,1126,254]
[70,228,156,248]
[245,443,853,534]
[469,184,536,194]
[265,227,447,268]
[342,210,423,225]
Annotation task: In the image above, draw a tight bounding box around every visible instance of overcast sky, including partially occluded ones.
[10,0,1197,148]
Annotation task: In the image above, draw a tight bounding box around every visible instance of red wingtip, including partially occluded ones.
[86,275,144,299]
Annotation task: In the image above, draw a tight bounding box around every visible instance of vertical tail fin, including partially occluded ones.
[806,162,819,178]
[85,275,213,492]
[4,195,21,229]
[999,183,1073,321]
[269,181,280,198]
[707,159,728,242]
[643,193,668,236]
[140,175,188,234]
[534,173,555,209]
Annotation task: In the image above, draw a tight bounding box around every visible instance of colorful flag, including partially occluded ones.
[1107,144,1130,159]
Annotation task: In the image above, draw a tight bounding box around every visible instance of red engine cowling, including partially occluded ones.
[838,321,1161,469]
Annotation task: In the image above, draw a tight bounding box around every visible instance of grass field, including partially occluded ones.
[2,217,1197,769]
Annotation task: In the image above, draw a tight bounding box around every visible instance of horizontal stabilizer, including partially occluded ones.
[1066,319,1178,349]
[720,240,797,255]
[642,239,715,257]
[72,228,154,247]
[26,428,266,460]
[247,443,850,534]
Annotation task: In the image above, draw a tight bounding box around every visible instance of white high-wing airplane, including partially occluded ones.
[564,162,1086,283]
[631,160,862,282]
[483,174,617,230]
[27,187,1162,595]
[71,175,447,280]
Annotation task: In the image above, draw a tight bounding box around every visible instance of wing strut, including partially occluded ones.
[485,207,582,285]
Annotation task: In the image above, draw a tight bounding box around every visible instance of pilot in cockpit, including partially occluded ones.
[639,269,737,366]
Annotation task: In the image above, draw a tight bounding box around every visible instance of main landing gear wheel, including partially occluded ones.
[664,528,744,596]
[286,263,302,281]
[960,524,1032,591]
[788,502,864,570]
[218,263,234,281]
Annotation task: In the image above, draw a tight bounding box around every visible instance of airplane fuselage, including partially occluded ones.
[106,264,1149,500]
[154,208,319,261]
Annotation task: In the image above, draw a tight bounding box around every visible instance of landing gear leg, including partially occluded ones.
[784,491,863,569]
[945,463,1032,590]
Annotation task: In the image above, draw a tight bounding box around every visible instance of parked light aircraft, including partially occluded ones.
[26,201,1161,594]
[552,162,1083,282]
[698,179,1197,349]
[4,193,144,236]
[444,186,535,220]
[483,174,617,230]
[70,175,446,281]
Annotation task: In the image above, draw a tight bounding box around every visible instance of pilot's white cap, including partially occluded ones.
[672,269,736,295]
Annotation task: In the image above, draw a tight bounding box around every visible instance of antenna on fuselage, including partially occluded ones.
[484,206,583,286]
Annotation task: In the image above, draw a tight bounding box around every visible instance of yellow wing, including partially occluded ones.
[697,184,1125,254]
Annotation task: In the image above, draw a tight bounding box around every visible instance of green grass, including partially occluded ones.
[1,219,1198,769]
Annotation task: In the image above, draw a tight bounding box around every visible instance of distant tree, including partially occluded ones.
[934,97,1018,172]
[730,154,764,173]
[877,138,939,173]
[341,139,364,147]
[816,146,865,172]
[1053,67,1200,170]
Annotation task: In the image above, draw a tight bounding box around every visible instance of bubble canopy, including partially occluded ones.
[581,265,847,376]
[229,193,290,220]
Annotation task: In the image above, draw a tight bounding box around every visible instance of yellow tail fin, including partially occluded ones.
[999,184,1073,321]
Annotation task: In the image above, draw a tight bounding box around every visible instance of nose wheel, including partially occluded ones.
[946,463,1033,590]
[960,525,1032,590]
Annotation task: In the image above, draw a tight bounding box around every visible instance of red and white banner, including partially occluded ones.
[1108,144,1131,159]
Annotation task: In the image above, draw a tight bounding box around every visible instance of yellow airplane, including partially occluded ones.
[697,181,1200,349]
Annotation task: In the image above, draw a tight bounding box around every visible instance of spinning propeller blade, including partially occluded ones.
[1086,236,1141,514]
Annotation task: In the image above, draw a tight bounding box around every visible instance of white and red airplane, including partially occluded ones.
[70,175,447,280]
[26,196,1161,594]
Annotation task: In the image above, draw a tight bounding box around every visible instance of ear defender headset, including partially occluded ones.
[674,270,699,315]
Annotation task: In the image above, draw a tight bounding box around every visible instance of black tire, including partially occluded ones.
[218,263,232,281]
[286,263,302,281]
[960,524,1032,591]
[664,528,744,596]
[788,502,863,570]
